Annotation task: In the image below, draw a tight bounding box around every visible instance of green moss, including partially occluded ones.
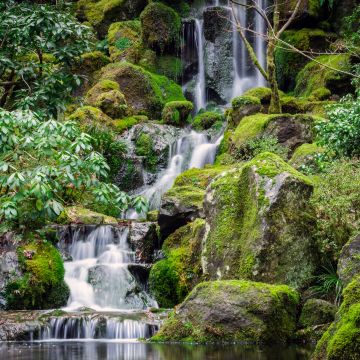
[232,95,261,108]
[289,143,324,168]
[243,87,273,104]
[5,240,69,310]
[313,277,360,360]
[295,54,352,97]
[299,299,336,328]
[274,29,331,91]
[85,80,120,106]
[146,210,159,222]
[95,89,128,119]
[149,219,206,308]
[69,106,113,127]
[140,2,181,54]
[57,206,117,225]
[192,112,224,131]
[113,115,146,133]
[99,61,185,118]
[135,133,157,171]
[310,87,332,101]
[162,101,193,126]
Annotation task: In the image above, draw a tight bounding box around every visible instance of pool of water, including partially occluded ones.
[0,342,314,360]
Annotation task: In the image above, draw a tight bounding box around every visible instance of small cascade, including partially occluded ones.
[194,19,206,111]
[40,315,157,341]
[128,130,223,216]
[63,226,156,311]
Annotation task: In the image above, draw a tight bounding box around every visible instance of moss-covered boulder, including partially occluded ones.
[202,152,317,289]
[85,80,120,106]
[162,101,193,126]
[289,143,324,170]
[77,0,147,37]
[158,166,228,239]
[192,111,224,131]
[5,240,69,310]
[140,2,181,54]
[99,62,185,118]
[300,299,337,329]
[338,235,360,288]
[152,280,300,343]
[312,276,360,360]
[275,29,335,92]
[149,219,206,308]
[295,54,353,98]
[95,89,128,119]
[229,95,262,128]
[243,87,273,104]
[68,106,113,128]
[232,113,316,158]
[57,206,117,225]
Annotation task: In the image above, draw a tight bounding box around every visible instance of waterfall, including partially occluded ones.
[194,19,206,111]
[128,130,223,218]
[63,226,156,311]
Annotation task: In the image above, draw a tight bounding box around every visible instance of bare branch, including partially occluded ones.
[277,0,303,37]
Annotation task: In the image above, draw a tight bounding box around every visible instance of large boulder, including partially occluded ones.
[338,235,360,288]
[149,219,206,308]
[232,113,316,158]
[299,299,337,329]
[99,62,185,118]
[152,280,300,343]
[57,206,117,225]
[140,3,181,54]
[312,276,360,360]
[202,152,318,289]
[158,166,228,239]
[204,6,233,103]
[77,0,147,38]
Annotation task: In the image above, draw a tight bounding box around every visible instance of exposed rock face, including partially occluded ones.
[152,280,299,343]
[312,277,360,360]
[203,6,233,103]
[338,234,360,288]
[129,222,159,263]
[299,299,337,329]
[202,152,318,289]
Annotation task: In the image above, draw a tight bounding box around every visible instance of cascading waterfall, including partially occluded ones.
[194,19,206,111]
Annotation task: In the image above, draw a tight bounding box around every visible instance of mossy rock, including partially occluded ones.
[312,277,360,360]
[95,89,128,119]
[275,29,334,92]
[107,20,141,61]
[135,133,158,172]
[99,61,185,118]
[229,95,263,128]
[113,115,147,134]
[289,143,324,170]
[299,299,337,329]
[192,112,224,131]
[85,80,120,106]
[202,152,317,289]
[243,87,273,104]
[295,54,353,98]
[152,280,300,343]
[140,2,181,54]
[232,113,316,158]
[159,165,229,238]
[5,240,69,310]
[162,101,193,126]
[149,219,206,308]
[68,106,113,128]
[338,234,360,288]
[77,0,147,37]
[57,206,117,225]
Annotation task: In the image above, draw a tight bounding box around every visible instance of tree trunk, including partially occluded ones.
[267,39,282,114]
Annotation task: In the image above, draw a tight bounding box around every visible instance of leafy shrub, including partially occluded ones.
[0,110,145,227]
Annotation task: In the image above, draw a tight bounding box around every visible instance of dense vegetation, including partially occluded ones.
[0,1,359,359]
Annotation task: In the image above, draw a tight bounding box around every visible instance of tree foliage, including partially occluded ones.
[0,1,93,117]
[0,110,147,227]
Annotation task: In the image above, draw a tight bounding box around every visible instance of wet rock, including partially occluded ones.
[204,6,233,103]
[129,222,159,263]
[152,280,299,343]
[57,206,117,225]
[202,152,318,289]
[299,299,337,328]
[338,234,360,288]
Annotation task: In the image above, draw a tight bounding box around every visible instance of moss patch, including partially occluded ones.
[57,206,117,225]
[5,240,69,310]
[162,101,193,126]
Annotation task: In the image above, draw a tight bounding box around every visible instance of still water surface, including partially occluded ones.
[0,342,313,360]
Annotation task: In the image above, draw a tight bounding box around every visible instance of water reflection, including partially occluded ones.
[0,342,313,360]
